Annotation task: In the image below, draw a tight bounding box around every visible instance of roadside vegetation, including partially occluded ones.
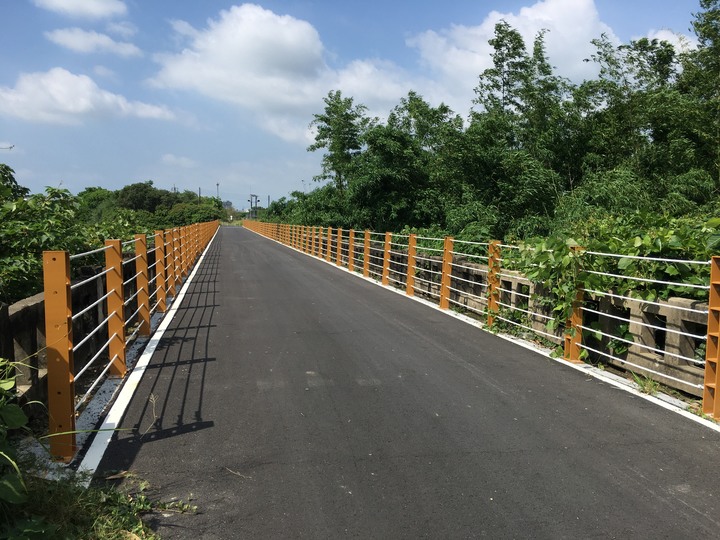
[265,1,720,266]
[0,173,229,305]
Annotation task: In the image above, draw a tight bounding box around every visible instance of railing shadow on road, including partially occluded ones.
[104,234,223,469]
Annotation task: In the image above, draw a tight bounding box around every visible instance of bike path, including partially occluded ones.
[97,226,720,539]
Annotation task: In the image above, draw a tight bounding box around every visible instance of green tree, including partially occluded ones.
[308,90,373,191]
[680,0,720,186]
[0,165,29,202]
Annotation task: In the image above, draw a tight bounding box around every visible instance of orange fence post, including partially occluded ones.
[43,250,76,461]
[563,287,584,364]
[406,234,417,297]
[326,227,333,262]
[439,236,454,310]
[348,230,356,272]
[336,228,343,267]
[363,230,371,277]
[173,228,181,290]
[105,239,127,378]
[135,234,151,336]
[487,241,501,326]
[165,230,176,298]
[310,226,316,256]
[381,232,392,286]
[703,256,720,416]
[154,230,167,313]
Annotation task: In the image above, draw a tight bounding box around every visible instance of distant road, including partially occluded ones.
[98,226,720,539]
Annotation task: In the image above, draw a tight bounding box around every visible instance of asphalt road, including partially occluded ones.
[97,226,720,539]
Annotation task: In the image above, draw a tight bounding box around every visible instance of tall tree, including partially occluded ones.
[680,0,720,186]
[0,164,30,201]
[307,90,372,191]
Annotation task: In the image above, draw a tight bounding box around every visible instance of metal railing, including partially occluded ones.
[243,221,720,418]
[43,220,220,461]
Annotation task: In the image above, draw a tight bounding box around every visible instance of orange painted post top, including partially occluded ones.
[406,234,417,297]
[135,234,151,337]
[703,256,720,416]
[43,250,76,461]
[336,228,344,267]
[439,236,454,310]
[363,230,371,278]
[348,230,356,272]
[154,230,167,313]
[487,241,501,326]
[381,232,392,286]
[104,239,127,378]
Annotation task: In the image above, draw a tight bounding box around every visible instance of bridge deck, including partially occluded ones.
[98,226,720,538]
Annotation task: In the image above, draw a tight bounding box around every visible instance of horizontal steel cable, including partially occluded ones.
[451,273,489,289]
[75,354,119,411]
[74,336,112,382]
[580,306,706,340]
[70,267,113,291]
[447,286,487,304]
[585,251,710,265]
[585,270,709,290]
[577,324,701,364]
[72,291,113,322]
[70,245,112,261]
[495,316,558,341]
[582,288,708,314]
[451,261,489,274]
[577,343,703,388]
[72,312,113,352]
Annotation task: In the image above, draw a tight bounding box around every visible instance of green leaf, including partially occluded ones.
[0,403,28,429]
[617,257,633,270]
[0,472,27,504]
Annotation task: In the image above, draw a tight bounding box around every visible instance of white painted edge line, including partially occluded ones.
[245,227,720,434]
[77,228,220,482]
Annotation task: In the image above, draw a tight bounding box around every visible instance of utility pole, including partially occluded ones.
[248,193,258,219]
[216,182,220,199]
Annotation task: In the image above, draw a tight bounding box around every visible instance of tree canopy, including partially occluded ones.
[269,3,720,249]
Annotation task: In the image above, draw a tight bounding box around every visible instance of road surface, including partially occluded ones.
[97,226,720,539]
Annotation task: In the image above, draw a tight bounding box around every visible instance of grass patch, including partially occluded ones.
[2,465,197,539]
[631,372,660,396]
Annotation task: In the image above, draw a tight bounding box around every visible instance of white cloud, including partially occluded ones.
[151,4,420,142]
[93,65,116,78]
[0,68,174,124]
[406,0,621,113]
[161,153,198,168]
[152,5,326,109]
[106,21,137,39]
[148,1,644,144]
[32,0,127,19]
[646,29,697,52]
[45,28,142,57]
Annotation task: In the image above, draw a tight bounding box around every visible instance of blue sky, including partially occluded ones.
[0,0,699,209]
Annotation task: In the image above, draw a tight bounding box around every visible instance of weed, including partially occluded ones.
[631,372,660,395]
[1,357,192,538]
